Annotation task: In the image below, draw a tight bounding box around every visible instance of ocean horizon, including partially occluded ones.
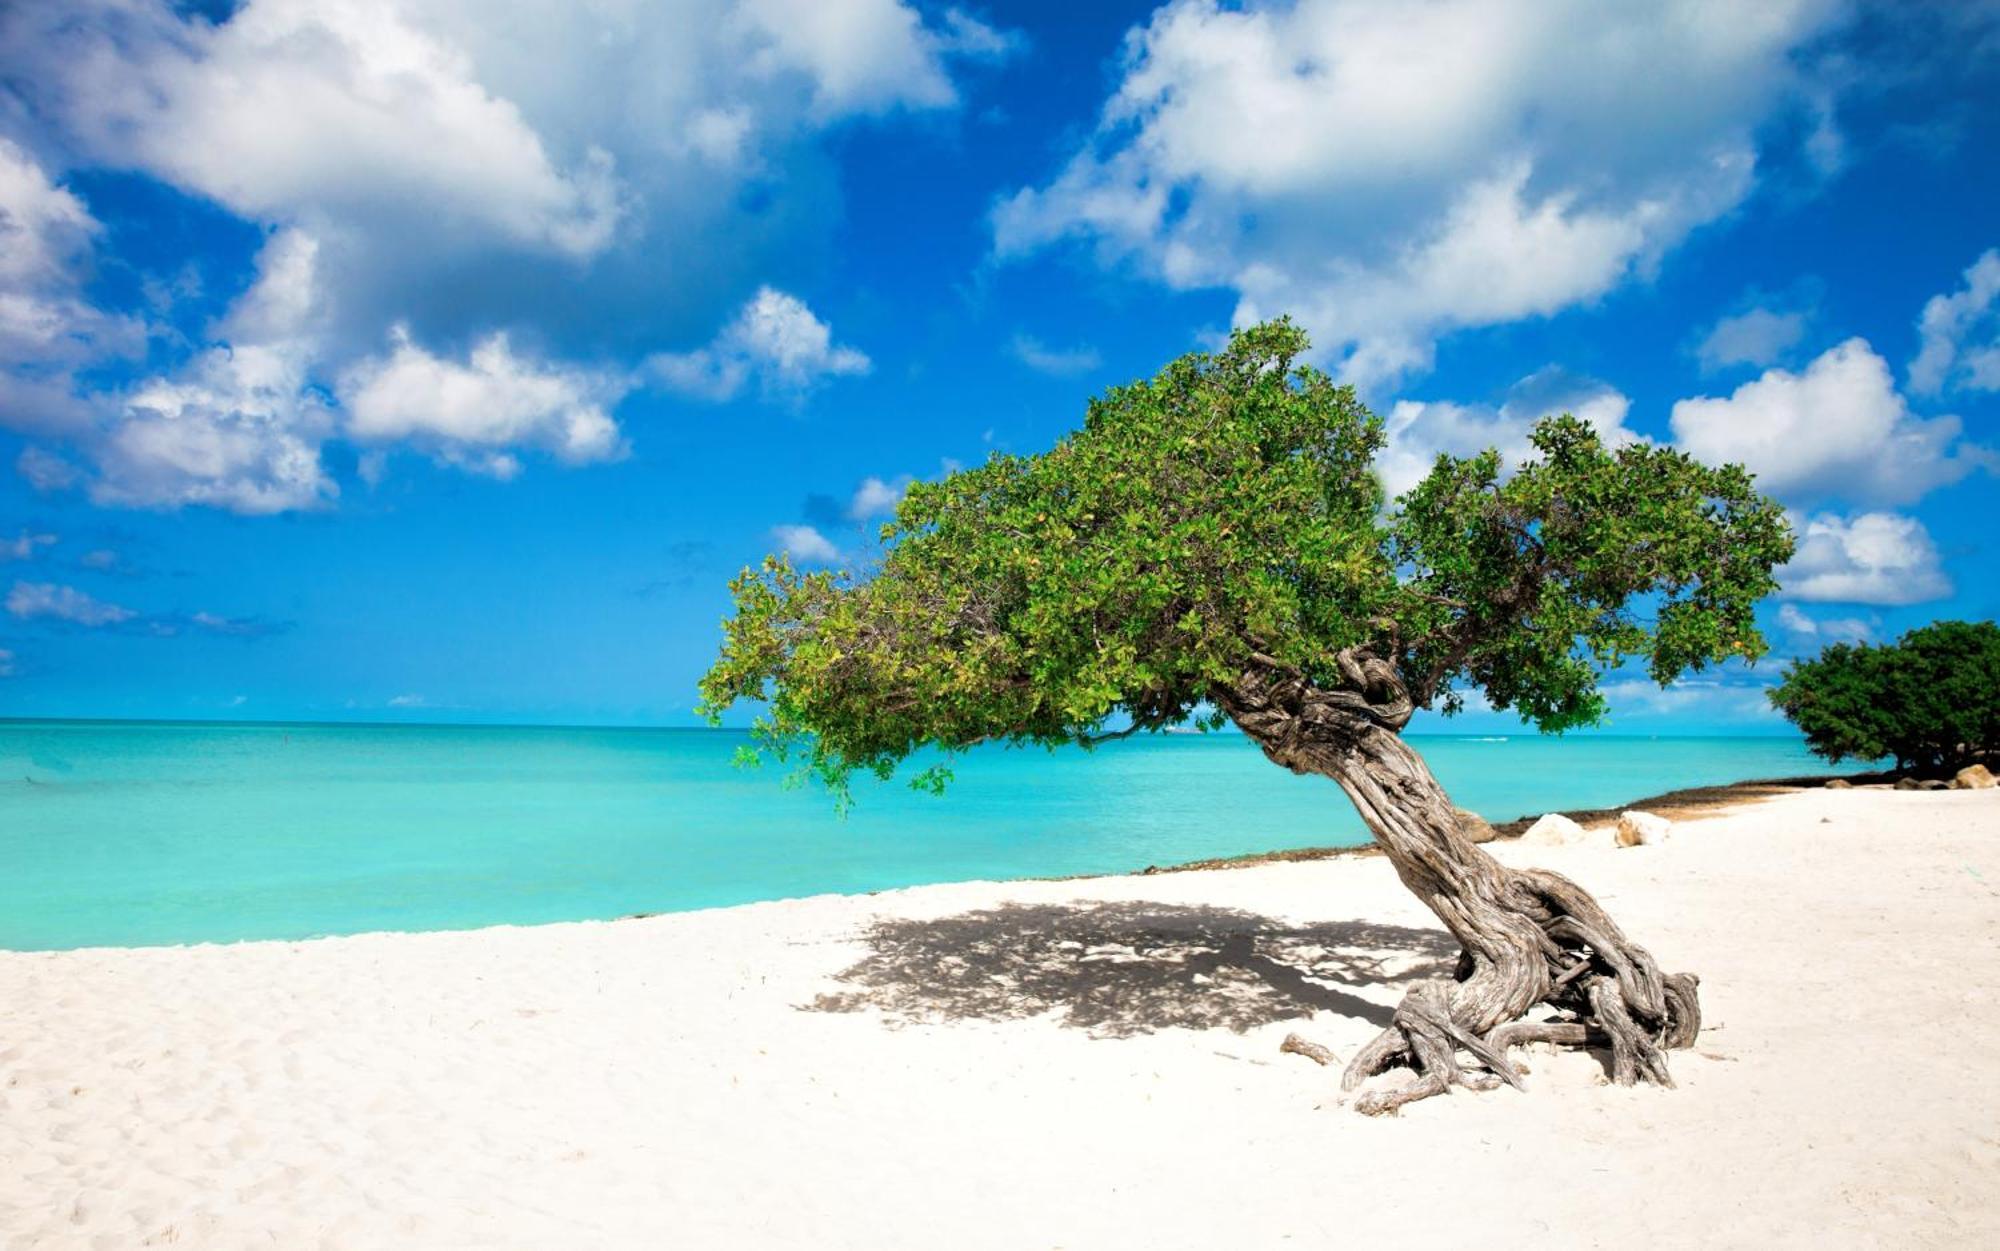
[2,719,1847,951]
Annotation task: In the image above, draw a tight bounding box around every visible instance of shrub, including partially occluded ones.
[1770,619,2000,775]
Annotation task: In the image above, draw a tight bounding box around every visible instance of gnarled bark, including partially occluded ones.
[1215,651,1700,1114]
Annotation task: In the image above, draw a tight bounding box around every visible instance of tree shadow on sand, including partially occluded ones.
[806,901,1457,1037]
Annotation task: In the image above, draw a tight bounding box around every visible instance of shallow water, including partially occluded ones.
[0,721,1842,950]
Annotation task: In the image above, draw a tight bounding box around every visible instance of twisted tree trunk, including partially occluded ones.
[1216,652,1700,1114]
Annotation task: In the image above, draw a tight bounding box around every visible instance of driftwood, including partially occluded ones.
[1279,1033,1341,1067]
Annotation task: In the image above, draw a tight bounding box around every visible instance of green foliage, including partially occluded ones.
[1770,620,2000,773]
[1391,415,1792,730]
[700,321,1795,799]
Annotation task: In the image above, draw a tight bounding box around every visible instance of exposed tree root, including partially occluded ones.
[1281,863,1702,1114]
[1220,654,1703,1115]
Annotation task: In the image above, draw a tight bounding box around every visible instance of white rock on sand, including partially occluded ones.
[1616,809,1672,847]
[3,788,1998,1250]
[1519,811,1586,846]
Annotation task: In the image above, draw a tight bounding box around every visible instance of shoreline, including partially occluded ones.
[1129,768,1878,875]
[2,768,1881,956]
[4,787,1995,1248]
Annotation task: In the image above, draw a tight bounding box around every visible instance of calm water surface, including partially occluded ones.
[0,721,1844,950]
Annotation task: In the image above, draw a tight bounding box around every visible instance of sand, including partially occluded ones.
[3,786,1998,1250]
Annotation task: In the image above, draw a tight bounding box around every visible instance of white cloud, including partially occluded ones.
[772,523,841,564]
[218,228,327,346]
[650,288,870,400]
[1910,248,2000,395]
[7,1,620,261]
[1670,338,1987,506]
[0,369,103,439]
[1597,676,1783,723]
[79,549,119,571]
[847,474,911,520]
[1697,306,1807,371]
[1378,368,1643,498]
[0,224,335,513]
[93,340,338,515]
[16,446,81,492]
[387,693,429,708]
[936,9,1025,61]
[0,140,144,435]
[2,0,1011,512]
[993,0,1844,389]
[6,580,136,626]
[737,1,1016,117]
[0,647,13,677]
[0,0,1005,359]
[1,530,56,561]
[1779,511,1951,606]
[340,326,627,478]
[0,137,97,291]
[188,611,266,636]
[1011,335,1102,377]
[1776,602,1872,645]
[62,225,632,506]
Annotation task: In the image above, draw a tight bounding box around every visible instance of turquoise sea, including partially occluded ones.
[0,721,1845,951]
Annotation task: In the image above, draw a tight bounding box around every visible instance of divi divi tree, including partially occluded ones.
[701,322,1794,1113]
[1771,619,2000,776]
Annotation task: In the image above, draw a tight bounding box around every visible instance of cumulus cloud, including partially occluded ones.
[1,530,56,561]
[93,340,338,515]
[1776,602,1872,645]
[801,472,915,531]
[0,0,1006,360]
[651,288,870,400]
[847,475,911,520]
[1909,248,2000,394]
[1597,675,1783,723]
[1670,338,1988,506]
[4,1,621,260]
[772,523,841,564]
[993,0,1845,389]
[217,228,328,346]
[0,138,97,292]
[1378,368,1643,498]
[341,327,627,478]
[1778,511,1951,606]
[0,139,145,435]
[1697,306,1808,372]
[0,225,337,513]
[6,580,136,626]
[3,0,1011,511]
[24,221,630,507]
[739,1,1018,117]
[1010,335,1102,377]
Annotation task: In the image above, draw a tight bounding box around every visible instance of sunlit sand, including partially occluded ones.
[4,786,1996,1249]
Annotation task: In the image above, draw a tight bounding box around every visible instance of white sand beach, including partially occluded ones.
[4,786,1998,1250]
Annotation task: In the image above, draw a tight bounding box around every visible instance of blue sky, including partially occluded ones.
[0,0,1995,732]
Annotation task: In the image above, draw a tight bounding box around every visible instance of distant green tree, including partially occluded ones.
[701,321,1793,1113]
[1771,620,2000,776]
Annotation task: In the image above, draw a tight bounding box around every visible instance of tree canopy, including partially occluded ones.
[1770,619,2000,774]
[700,320,1794,796]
